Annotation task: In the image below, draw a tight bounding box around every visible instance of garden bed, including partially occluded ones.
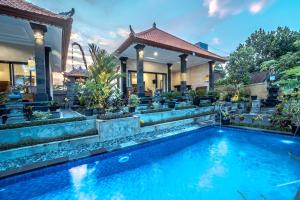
[229,122,291,133]
[0,116,86,130]
[97,112,133,120]
[140,108,172,114]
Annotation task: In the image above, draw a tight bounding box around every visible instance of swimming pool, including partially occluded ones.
[0,126,299,200]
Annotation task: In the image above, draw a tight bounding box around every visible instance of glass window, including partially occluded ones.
[0,63,10,92]
[14,64,36,87]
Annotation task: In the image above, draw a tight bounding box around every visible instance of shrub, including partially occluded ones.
[128,94,140,108]
[97,112,133,120]
[0,117,86,130]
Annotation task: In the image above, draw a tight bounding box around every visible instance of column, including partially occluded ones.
[119,57,128,97]
[167,63,172,92]
[179,54,188,93]
[30,23,48,101]
[134,44,145,97]
[208,61,215,91]
[45,47,52,100]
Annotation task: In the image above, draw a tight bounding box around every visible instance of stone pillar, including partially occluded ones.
[179,54,188,93]
[120,57,128,97]
[208,61,215,91]
[45,47,52,100]
[167,63,172,92]
[30,23,48,101]
[134,44,145,97]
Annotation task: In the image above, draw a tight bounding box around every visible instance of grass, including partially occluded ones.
[0,129,98,151]
[0,116,86,130]
[140,111,217,127]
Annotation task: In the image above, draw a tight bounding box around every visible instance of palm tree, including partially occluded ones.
[87,44,123,109]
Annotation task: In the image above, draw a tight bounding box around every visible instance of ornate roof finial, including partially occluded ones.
[153,22,156,28]
[59,8,75,17]
[129,25,135,35]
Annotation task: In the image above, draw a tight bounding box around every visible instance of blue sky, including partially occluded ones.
[28,0,300,66]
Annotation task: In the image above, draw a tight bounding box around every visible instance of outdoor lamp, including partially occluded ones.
[139,50,144,58]
[181,73,187,82]
[30,23,47,45]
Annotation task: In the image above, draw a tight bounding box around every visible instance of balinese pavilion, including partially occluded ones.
[0,0,73,101]
[115,23,226,97]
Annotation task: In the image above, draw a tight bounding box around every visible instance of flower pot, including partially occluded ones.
[2,115,8,124]
[192,97,200,106]
[129,107,136,113]
[49,106,57,112]
[292,125,300,136]
[251,96,257,100]
[85,109,93,116]
[221,118,230,125]
[168,101,176,109]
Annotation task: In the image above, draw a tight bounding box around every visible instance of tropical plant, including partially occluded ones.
[32,111,52,120]
[239,114,245,122]
[128,94,140,108]
[0,92,8,105]
[81,44,123,109]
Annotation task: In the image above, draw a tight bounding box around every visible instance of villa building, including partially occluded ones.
[0,0,73,101]
[115,23,226,97]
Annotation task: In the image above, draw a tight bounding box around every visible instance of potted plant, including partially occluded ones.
[165,92,176,108]
[49,101,60,112]
[128,94,140,113]
[239,114,245,122]
[252,114,264,124]
[0,92,8,116]
[221,111,230,125]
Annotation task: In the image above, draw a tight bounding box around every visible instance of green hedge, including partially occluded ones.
[140,108,172,114]
[97,112,133,120]
[0,116,86,130]
[175,105,197,110]
[230,122,291,133]
[141,111,217,127]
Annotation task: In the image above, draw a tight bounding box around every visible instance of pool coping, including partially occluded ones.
[226,125,294,136]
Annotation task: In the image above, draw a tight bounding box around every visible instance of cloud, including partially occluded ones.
[249,0,267,14]
[109,28,130,38]
[203,0,268,18]
[212,37,221,45]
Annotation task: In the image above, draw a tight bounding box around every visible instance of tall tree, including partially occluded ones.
[225,46,256,85]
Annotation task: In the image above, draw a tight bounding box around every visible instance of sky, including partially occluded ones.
[27,0,300,69]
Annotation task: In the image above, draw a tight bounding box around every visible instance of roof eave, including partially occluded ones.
[115,35,226,63]
[0,4,73,71]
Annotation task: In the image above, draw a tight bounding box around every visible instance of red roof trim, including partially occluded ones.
[0,0,73,70]
[115,27,226,63]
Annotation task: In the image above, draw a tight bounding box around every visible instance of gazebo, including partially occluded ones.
[115,23,226,97]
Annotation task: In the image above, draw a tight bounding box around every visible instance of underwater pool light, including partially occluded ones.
[118,155,130,163]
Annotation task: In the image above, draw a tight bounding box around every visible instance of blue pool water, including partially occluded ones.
[0,126,300,200]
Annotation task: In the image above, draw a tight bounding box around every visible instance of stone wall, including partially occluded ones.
[138,106,215,123]
[0,119,96,148]
[96,116,140,141]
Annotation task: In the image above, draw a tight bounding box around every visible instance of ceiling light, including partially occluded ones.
[153,52,158,56]
[145,56,155,60]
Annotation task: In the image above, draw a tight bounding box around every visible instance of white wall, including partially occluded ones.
[171,63,209,90]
